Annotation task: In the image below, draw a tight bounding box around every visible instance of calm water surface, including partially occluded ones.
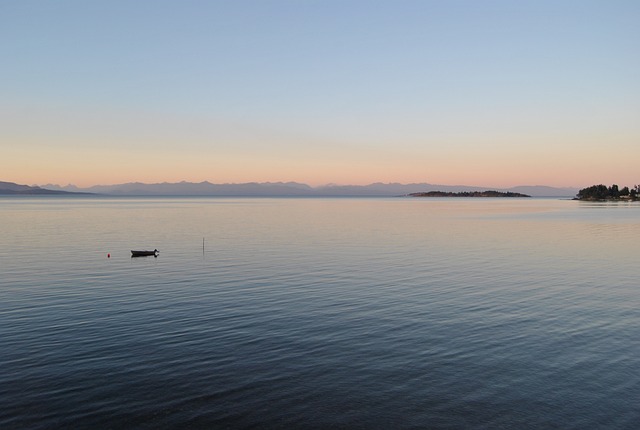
[1,197,638,429]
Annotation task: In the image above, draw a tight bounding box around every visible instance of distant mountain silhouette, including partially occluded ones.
[0,181,84,195]
[40,181,578,197]
[43,181,314,196]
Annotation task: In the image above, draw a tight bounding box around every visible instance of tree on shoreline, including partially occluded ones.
[576,184,639,200]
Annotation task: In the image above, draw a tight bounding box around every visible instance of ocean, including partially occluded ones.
[1,196,638,429]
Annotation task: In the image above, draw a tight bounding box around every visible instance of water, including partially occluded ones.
[1,197,638,429]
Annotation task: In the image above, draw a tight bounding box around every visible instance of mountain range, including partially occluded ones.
[0,181,82,195]
[28,181,578,197]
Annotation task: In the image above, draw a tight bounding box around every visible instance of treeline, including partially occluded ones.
[576,184,640,200]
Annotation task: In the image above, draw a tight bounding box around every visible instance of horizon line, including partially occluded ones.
[34,180,581,190]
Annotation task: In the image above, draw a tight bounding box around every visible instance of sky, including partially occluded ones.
[1,0,639,188]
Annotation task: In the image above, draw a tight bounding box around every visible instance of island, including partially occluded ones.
[574,184,639,201]
[407,190,531,198]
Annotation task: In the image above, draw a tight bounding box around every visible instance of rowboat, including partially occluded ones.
[131,249,159,257]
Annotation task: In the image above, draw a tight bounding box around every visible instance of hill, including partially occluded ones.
[40,181,577,197]
[0,181,86,195]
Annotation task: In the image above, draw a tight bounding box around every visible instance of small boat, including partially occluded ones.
[131,249,159,257]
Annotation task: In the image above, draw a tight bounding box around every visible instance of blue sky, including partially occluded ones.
[1,1,639,187]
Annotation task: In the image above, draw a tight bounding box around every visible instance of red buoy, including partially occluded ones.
[107,253,111,258]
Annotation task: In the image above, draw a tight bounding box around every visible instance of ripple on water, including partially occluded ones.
[1,198,639,429]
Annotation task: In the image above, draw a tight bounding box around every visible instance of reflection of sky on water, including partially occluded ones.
[1,196,638,429]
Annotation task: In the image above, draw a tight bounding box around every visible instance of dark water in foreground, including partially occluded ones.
[1,197,639,429]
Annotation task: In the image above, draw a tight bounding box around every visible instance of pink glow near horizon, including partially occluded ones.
[2,2,638,190]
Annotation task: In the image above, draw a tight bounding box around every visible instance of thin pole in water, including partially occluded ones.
[203,237,205,254]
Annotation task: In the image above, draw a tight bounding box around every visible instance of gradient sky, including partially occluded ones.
[1,0,639,188]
